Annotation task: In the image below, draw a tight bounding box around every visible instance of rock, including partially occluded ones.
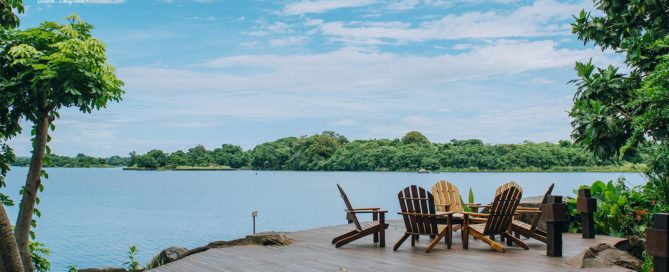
[163,232,292,267]
[79,267,127,272]
[567,243,643,271]
[245,232,291,246]
[615,236,645,260]
[205,232,290,249]
[146,247,188,269]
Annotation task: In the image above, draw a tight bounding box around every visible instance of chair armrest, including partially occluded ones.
[516,207,540,211]
[435,211,455,216]
[350,207,380,211]
[464,203,481,207]
[349,210,387,214]
[516,209,542,214]
[461,211,490,217]
[397,212,449,217]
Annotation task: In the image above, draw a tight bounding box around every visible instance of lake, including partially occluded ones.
[3,167,646,270]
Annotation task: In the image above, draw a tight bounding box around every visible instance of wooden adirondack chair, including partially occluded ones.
[393,185,453,253]
[431,180,480,213]
[511,183,554,243]
[332,184,389,248]
[431,180,481,233]
[495,181,521,195]
[462,183,528,253]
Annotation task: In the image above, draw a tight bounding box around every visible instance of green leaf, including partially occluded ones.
[591,180,606,195]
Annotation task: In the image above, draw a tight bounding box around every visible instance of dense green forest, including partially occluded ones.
[14,131,643,172]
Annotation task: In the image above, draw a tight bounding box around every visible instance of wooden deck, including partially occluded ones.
[152,220,623,271]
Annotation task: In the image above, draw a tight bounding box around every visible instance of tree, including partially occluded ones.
[0,0,26,271]
[401,131,430,145]
[167,150,189,166]
[136,156,159,169]
[145,150,168,167]
[0,0,23,29]
[0,15,124,271]
[251,137,296,170]
[570,1,669,203]
[187,145,209,166]
[212,144,247,168]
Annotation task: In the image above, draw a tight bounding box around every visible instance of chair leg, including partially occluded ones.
[462,227,469,249]
[426,230,448,253]
[379,227,385,248]
[393,233,411,251]
[477,234,505,253]
[373,210,379,243]
[446,223,452,248]
[335,232,367,248]
[411,235,416,247]
[504,233,529,250]
[332,230,358,244]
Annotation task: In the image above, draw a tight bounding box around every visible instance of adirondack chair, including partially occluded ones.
[495,181,521,195]
[332,184,389,248]
[393,185,453,253]
[462,183,528,253]
[511,183,554,243]
[431,180,480,213]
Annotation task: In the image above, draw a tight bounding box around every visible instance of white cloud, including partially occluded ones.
[246,21,294,36]
[308,0,589,44]
[332,119,357,126]
[269,36,307,47]
[119,39,615,121]
[282,0,378,15]
[387,0,420,11]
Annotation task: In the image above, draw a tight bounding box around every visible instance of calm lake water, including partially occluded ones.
[3,167,645,270]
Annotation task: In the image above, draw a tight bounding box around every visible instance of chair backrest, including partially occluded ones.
[495,181,522,195]
[482,184,523,235]
[530,183,555,231]
[397,185,439,236]
[337,184,362,231]
[431,180,463,213]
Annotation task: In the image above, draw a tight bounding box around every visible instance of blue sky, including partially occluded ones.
[10,0,619,156]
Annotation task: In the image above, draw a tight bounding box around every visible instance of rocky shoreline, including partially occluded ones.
[79,232,291,272]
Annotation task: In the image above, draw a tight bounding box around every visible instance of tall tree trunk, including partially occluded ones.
[14,113,49,272]
[0,204,23,272]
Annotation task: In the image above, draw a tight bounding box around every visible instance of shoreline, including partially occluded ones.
[124,167,642,173]
[9,165,645,173]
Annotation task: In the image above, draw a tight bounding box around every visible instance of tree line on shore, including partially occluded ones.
[13,131,642,171]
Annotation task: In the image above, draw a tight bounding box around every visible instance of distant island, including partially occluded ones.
[12,131,645,172]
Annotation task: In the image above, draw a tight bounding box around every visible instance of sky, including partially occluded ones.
[9,0,620,157]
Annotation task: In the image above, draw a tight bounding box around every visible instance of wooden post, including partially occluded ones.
[541,195,567,257]
[576,188,596,239]
[252,210,258,234]
[646,213,669,272]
